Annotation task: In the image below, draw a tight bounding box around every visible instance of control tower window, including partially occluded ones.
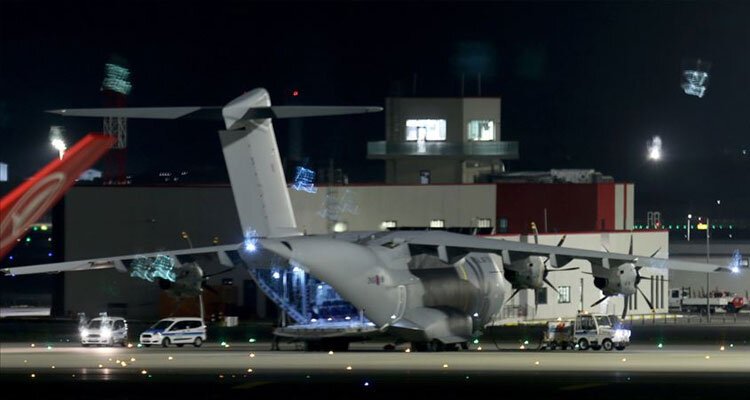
[467,120,495,141]
[406,119,446,141]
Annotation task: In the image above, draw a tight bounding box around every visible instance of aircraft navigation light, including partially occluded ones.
[272,271,281,279]
[244,240,258,253]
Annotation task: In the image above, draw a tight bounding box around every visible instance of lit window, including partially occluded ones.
[382,221,397,229]
[419,170,431,184]
[333,221,348,233]
[476,218,492,228]
[430,219,445,228]
[406,119,446,141]
[558,286,571,304]
[467,120,495,141]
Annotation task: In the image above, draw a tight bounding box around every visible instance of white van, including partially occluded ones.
[80,316,128,347]
[139,317,206,347]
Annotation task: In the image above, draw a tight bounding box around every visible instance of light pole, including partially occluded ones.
[180,231,193,249]
[706,217,710,322]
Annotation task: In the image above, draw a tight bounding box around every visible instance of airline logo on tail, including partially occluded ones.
[0,134,115,260]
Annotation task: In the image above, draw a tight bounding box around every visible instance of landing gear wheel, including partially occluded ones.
[602,339,614,351]
[577,338,590,351]
[548,342,557,351]
[193,337,203,347]
[412,342,428,352]
[429,339,444,352]
[162,338,170,348]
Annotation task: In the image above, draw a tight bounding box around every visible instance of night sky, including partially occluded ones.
[1,1,749,223]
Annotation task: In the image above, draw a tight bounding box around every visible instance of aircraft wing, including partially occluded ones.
[402,231,727,273]
[0,244,243,276]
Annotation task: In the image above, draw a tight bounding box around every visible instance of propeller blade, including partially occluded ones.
[549,267,580,272]
[650,247,662,258]
[637,275,668,282]
[581,271,593,275]
[628,235,634,256]
[543,278,559,294]
[507,288,521,301]
[637,286,655,311]
[205,266,235,279]
[556,235,567,247]
[622,296,630,319]
[591,296,610,307]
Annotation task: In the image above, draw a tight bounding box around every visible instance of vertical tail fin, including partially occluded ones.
[219,89,299,238]
[1,134,115,260]
[43,88,382,240]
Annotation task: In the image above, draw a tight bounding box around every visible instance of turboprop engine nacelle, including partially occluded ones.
[157,262,205,299]
[593,262,637,296]
[504,256,545,290]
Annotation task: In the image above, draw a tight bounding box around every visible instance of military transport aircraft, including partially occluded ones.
[1,88,729,351]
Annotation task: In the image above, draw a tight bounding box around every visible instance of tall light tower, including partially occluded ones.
[101,58,131,184]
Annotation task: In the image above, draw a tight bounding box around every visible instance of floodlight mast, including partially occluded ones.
[101,60,131,184]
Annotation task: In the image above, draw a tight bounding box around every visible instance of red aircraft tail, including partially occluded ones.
[0,133,116,260]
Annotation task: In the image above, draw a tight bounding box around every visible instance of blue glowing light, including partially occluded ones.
[729,250,743,274]
[291,166,317,193]
[681,60,710,98]
[244,240,257,253]
[8,256,13,260]
[47,252,53,257]
[129,255,177,282]
[243,229,260,253]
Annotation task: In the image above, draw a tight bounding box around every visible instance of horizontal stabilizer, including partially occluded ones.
[245,106,383,119]
[48,105,383,129]
[47,107,221,119]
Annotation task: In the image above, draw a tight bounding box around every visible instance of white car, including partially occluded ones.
[80,316,128,347]
[139,317,206,348]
